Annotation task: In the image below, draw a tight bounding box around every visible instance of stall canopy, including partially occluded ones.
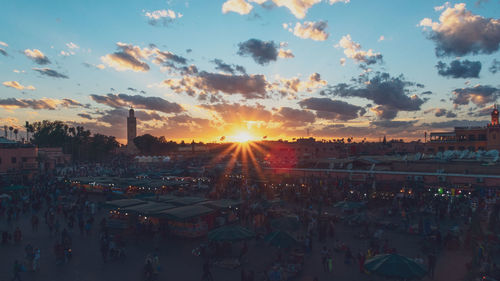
[364,254,427,279]
[105,199,147,208]
[2,185,29,192]
[159,205,214,220]
[121,202,176,216]
[265,231,298,249]
[200,199,242,210]
[333,201,366,210]
[168,196,208,206]
[208,225,255,242]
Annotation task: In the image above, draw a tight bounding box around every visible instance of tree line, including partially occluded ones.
[25,121,120,162]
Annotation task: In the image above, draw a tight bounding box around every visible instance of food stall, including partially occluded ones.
[158,205,215,238]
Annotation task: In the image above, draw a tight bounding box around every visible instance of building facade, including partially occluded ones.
[427,105,500,152]
[0,137,38,181]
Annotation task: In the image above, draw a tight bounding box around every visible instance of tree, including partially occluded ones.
[133,134,177,155]
[13,129,18,140]
[30,120,119,162]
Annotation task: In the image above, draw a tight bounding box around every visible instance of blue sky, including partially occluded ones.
[1,0,499,143]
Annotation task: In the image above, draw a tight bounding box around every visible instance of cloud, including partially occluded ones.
[0,98,84,110]
[273,107,316,126]
[452,85,499,107]
[222,0,254,15]
[90,93,183,114]
[237,39,278,65]
[490,59,500,74]
[2,81,35,91]
[66,42,79,49]
[272,72,327,98]
[323,72,426,119]
[164,71,269,99]
[96,108,165,125]
[337,35,383,65]
[425,108,457,118]
[211,59,247,74]
[153,50,187,66]
[200,103,272,124]
[419,3,500,57]
[378,35,385,42]
[0,41,7,47]
[299,97,365,121]
[287,21,329,41]
[278,49,294,58]
[144,9,182,26]
[24,49,50,65]
[222,0,349,19]
[0,48,7,56]
[421,119,489,129]
[101,42,152,72]
[33,68,69,79]
[82,62,106,70]
[78,113,93,120]
[436,60,481,79]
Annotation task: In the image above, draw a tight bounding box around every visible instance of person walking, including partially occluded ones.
[12,260,23,281]
[33,248,41,272]
[201,260,214,281]
[428,252,436,279]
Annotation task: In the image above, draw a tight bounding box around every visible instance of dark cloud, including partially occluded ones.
[33,68,69,79]
[0,98,84,110]
[298,98,366,121]
[322,72,426,120]
[273,107,316,126]
[421,91,433,95]
[436,60,481,78]
[154,50,187,65]
[186,49,192,53]
[90,93,183,114]
[96,108,164,126]
[421,119,490,129]
[237,39,278,65]
[163,71,268,99]
[78,113,93,120]
[211,59,246,75]
[24,49,51,65]
[420,3,500,57]
[0,48,7,56]
[426,108,457,118]
[490,59,500,74]
[452,85,500,107]
[127,87,137,92]
[370,120,417,128]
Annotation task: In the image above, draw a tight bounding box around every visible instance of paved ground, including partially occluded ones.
[0,204,471,281]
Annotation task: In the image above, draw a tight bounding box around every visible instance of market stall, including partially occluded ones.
[158,205,215,238]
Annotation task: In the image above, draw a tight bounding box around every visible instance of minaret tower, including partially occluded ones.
[127,108,137,146]
[492,104,499,126]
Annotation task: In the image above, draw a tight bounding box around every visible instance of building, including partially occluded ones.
[38,147,72,172]
[427,105,500,152]
[127,108,137,151]
[0,137,38,182]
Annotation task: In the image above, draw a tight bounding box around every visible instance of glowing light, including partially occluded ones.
[232,131,254,143]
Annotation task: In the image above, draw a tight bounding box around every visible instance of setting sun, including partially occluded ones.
[232,131,254,143]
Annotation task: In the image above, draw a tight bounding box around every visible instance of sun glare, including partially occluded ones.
[233,131,254,143]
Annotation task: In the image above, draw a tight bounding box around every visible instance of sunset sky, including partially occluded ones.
[1,0,500,143]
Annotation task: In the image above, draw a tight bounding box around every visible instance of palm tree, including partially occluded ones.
[13,129,18,140]
[9,126,13,139]
[3,125,7,138]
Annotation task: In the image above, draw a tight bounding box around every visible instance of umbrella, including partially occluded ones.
[208,225,255,242]
[271,216,300,232]
[265,231,298,249]
[364,254,427,279]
